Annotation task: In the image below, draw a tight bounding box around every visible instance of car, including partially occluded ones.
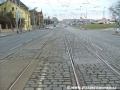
[45,26,50,29]
[49,26,53,30]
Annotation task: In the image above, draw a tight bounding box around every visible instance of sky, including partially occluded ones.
[1,0,119,20]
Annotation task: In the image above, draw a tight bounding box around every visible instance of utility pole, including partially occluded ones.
[71,12,77,24]
[15,0,19,33]
[33,7,37,30]
[103,7,105,18]
[19,11,22,32]
[33,9,36,30]
[28,8,30,31]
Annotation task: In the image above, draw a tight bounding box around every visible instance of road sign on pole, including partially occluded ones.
[118,15,120,22]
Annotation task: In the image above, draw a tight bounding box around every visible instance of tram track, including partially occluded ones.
[64,30,120,89]
[66,31,120,77]
[0,32,49,64]
[70,32,120,78]
[6,31,57,90]
[64,35,81,90]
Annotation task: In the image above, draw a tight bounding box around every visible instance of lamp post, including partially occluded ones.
[15,0,19,33]
[80,6,87,29]
[80,6,87,19]
[71,12,77,24]
[19,11,22,32]
[28,8,30,31]
[44,13,47,25]
[15,8,19,33]
[103,7,105,18]
[33,7,37,30]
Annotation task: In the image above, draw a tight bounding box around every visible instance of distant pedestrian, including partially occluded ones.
[116,22,120,33]
[11,27,14,32]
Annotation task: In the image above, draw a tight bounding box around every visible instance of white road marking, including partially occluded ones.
[10,44,22,50]
[91,43,103,51]
[85,45,120,75]
[20,35,25,38]
[26,39,32,43]
[0,41,6,44]
[34,36,38,39]
[0,60,5,64]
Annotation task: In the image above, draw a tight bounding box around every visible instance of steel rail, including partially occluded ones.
[75,35,120,76]
[7,32,56,90]
[8,51,40,90]
[64,35,81,90]
[67,31,120,76]
[0,32,49,64]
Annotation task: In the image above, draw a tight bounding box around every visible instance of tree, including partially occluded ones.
[109,0,120,20]
[0,0,16,29]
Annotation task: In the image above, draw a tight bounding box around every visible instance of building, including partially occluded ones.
[37,11,43,29]
[98,18,110,24]
[29,9,43,29]
[0,0,31,31]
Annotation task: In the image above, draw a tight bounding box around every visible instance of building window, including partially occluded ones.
[4,7,6,11]
[12,7,14,11]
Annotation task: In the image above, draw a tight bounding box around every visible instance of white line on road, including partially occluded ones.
[91,43,103,51]
[0,60,5,64]
[34,36,38,39]
[10,44,22,50]
[19,35,25,38]
[0,41,6,44]
[26,39,33,43]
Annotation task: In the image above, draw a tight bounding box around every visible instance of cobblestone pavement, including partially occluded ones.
[0,29,120,90]
[66,30,120,89]
[0,30,55,90]
[24,30,120,90]
[24,31,77,90]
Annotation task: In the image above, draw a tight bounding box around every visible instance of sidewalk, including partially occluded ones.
[103,28,120,36]
[0,29,29,37]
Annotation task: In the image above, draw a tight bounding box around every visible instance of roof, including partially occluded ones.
[0,1,5,6]
[37,11,43,15]
[9,0,28,11]
[20,1,28,11]
[100,18,109,22]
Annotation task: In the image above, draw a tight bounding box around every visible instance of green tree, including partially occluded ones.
[0,0,16,29]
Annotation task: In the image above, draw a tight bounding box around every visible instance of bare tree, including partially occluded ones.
[109,0,120,18]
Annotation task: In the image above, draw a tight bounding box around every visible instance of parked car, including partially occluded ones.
[65,25,67,27]
[49,26,53,30]
[45,25,50,29]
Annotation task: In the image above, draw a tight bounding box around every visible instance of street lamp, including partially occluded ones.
[15,8,18,33]
[80,6,87,19]
[44,13,47,25]
[15,0,19,33]
[18,11,22,32]
[33,7,38,30]
[71,12,77,24]
[28,8,30,31]
[103,7,105,18]
[80,6,87,29]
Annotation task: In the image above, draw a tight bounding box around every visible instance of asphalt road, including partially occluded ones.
[0,30,51,59]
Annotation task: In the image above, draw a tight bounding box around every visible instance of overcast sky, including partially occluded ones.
[2,0,119,20]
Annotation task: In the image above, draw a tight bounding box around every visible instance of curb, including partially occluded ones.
[0,30,32,38]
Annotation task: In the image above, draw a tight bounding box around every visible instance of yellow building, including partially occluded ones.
[0,0,31,31]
